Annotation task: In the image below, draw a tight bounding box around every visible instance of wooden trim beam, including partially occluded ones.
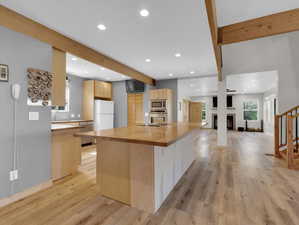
[219,8,299,45]
[0,5,155,85]
[205,0,223,81]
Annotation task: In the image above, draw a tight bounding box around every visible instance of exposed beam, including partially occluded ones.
[0,5,155,85]
[52,48,66,106]
[205,0,223,81]
[219,8,299,45]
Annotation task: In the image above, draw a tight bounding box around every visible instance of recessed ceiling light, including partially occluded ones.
[175,53,181,57]
[71,57,78,61]
[190,71,195,74]
[140,9,150,17]
[97,24,106,31]
[145,59,151,62]
[101,67,105,71]
[169,73,173,77]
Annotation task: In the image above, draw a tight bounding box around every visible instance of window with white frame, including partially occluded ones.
[243,100,258,121]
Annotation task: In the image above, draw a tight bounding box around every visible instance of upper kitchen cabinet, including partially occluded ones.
[150,88,172,100]
[83,80,112,120]
[52,48,66,106]
[94,80,112,99]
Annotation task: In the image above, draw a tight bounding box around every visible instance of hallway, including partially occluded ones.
[0,130,298,225]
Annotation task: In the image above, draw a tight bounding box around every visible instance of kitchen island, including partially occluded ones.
[76,123,200,213]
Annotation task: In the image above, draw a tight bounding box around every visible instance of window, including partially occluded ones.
[202,102,207,121]
[243,100,258,120]
[51,79,70,112]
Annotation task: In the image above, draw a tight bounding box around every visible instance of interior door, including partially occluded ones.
[189,102,202,123]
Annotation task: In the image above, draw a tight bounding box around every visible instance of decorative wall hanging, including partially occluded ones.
[27,68,52,106]
[0,64,9,82]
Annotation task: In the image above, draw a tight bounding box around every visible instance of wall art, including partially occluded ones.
[27,68,52,106]
[0,64,9,82]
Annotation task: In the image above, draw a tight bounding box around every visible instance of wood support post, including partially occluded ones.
[274,115,280,158]
[287,115,294,169]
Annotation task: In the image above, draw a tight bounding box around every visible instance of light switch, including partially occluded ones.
[29,112,39,121]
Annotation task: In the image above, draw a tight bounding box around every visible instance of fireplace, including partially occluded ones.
[212,114,236,130]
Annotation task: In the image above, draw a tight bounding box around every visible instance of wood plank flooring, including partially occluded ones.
[1,130,299,225]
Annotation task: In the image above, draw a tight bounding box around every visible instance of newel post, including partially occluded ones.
[287,115,294,169]
[274,115,280,158]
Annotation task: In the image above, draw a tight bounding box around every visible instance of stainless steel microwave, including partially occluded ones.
[150,112,168,124]
[150,100,167,112]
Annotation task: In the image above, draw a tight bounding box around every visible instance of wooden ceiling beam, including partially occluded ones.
[219,8,299,45]
[205,0,223,81]
[0,5,155,85]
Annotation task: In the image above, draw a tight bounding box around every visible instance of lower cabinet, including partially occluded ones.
[51,128,81,181]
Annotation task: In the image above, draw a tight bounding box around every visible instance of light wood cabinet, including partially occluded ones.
[149,89,173,123]
[52,128,81,181]
[83,80,112,120]
[128,93,144,126]
[94,81,112,99]
[150,88,171,100]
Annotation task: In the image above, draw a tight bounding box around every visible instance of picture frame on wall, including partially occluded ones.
[0,64,9,82]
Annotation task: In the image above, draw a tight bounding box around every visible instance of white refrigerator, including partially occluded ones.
[94,100,114,131]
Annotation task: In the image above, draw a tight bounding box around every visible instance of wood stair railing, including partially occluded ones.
[275,105,299,169]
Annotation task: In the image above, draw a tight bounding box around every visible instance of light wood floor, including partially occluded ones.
[1,130,299,225]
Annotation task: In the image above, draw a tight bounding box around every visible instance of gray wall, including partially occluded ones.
[112,81,128,128]
[222,33,299,114]
[156,79,178,122]
[52,74,84,121]
[0,26,52,198]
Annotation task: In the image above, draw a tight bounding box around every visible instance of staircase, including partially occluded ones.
[275,105,299,169]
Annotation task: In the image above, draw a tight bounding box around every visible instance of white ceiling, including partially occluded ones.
[216,0,299,26]
[179,71,278,98]
[1,0,218,80]
[66,53,129,81]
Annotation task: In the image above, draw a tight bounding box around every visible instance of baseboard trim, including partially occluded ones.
[0,180,53,208]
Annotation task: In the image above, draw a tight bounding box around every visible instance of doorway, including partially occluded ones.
[189,102,202,123]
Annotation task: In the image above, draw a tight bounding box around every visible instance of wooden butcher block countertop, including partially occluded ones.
[75,123,201,147]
